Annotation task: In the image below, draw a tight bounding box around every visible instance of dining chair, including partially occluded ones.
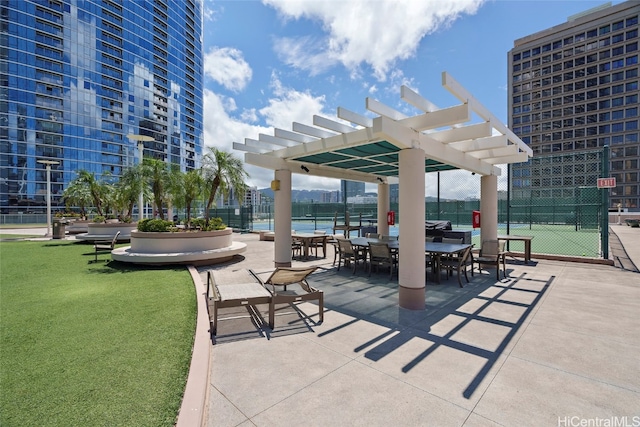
[326,234,345,266]
[474,240,507,279]
[368,242,398,279]
[311,230,327,257]
[291,237,303,259]
[337,239,366,274]
[439,245,474,287]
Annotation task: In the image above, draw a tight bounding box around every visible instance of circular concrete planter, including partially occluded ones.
[111,227,246,265]
[66,219,91,234]
[76,222,137,241]
[130,228,233,253]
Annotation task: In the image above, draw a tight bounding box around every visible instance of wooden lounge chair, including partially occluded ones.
[206,270,272,337]
[93,231,120,262]
[474,240,506,280]
[250,267,323,329]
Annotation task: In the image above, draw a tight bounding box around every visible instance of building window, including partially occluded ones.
[612,122,624,132]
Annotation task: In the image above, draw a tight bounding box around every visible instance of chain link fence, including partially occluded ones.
[249,147,609,259]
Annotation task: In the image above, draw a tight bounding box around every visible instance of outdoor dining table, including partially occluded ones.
[349,238,471,283]
[292,233,328,260]
[425,242,473,284]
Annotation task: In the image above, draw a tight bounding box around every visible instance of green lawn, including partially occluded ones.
[0,240,196,426]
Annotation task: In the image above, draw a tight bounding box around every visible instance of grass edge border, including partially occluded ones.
[175,266,212,427]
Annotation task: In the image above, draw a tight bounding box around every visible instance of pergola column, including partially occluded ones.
[398,148,425,310]
[480,174,498,244]
[274,169,292,267]
[377,182,390,236]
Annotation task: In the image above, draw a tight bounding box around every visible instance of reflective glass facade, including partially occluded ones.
[508,1,639,210]
[0,0,203,213]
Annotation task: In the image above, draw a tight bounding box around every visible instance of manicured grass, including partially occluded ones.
[0,240,196,426]
[0,233,43,239]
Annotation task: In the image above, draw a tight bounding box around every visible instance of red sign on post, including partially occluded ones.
[597,177,616,188]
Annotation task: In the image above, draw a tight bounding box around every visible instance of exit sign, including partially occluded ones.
[597,177,616,188]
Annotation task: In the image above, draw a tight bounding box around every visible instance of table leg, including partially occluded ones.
[525,241,531,264]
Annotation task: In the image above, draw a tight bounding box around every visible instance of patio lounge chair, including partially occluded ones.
[93,231,120,262]
[250,267,323,329]
[474,240,506,280]
[206,270,272,337]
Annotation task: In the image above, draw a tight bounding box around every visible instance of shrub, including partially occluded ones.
[93,216,105,223]
[137,218,174,232]
[190,217,226,231]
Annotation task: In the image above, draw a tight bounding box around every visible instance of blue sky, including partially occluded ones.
[200,0,623,194]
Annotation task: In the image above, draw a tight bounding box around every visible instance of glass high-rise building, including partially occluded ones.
[508,1,638,210]
[0,0,203,213]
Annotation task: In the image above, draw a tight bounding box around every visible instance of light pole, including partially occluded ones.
[37,159,60,237]
[127,134,154,221]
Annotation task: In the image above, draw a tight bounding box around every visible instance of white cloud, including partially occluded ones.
[259,72,328,130]
[204,46,253,92]
[265,0,485,81]
[203,79,342,191]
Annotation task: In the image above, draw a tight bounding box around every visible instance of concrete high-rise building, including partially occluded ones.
[340,180,365,202]
[508,1,638,210]
[0,0,204,213]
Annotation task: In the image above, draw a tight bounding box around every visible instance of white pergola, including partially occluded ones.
[234,72,532,310]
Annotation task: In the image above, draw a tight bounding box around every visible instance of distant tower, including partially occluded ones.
[508,1,639,210]
[0,0,204,213]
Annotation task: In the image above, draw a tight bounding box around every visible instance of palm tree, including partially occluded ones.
[114,164,147,218]
[74,170,108,216]
[181,169,204,227]
[61,177,92,218]
[202,147,248,225]
[143,158,171,220]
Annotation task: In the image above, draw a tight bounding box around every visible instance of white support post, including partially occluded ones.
[480,174,498,244]
[274,169,292,267]
[398,148,426,310]
[377,182,390,236]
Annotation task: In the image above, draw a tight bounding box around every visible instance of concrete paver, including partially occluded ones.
[202,229,640,426]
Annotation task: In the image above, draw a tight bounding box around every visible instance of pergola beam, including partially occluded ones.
[373,115,500,176]
[442,71,533,157]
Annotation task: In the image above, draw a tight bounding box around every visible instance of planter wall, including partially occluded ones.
[112,227,246,264]
[81,222,137,240]
[130,228,233,253]
[66,220,91,234]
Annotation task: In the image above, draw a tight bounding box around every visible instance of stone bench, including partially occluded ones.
[259,230,275,241]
